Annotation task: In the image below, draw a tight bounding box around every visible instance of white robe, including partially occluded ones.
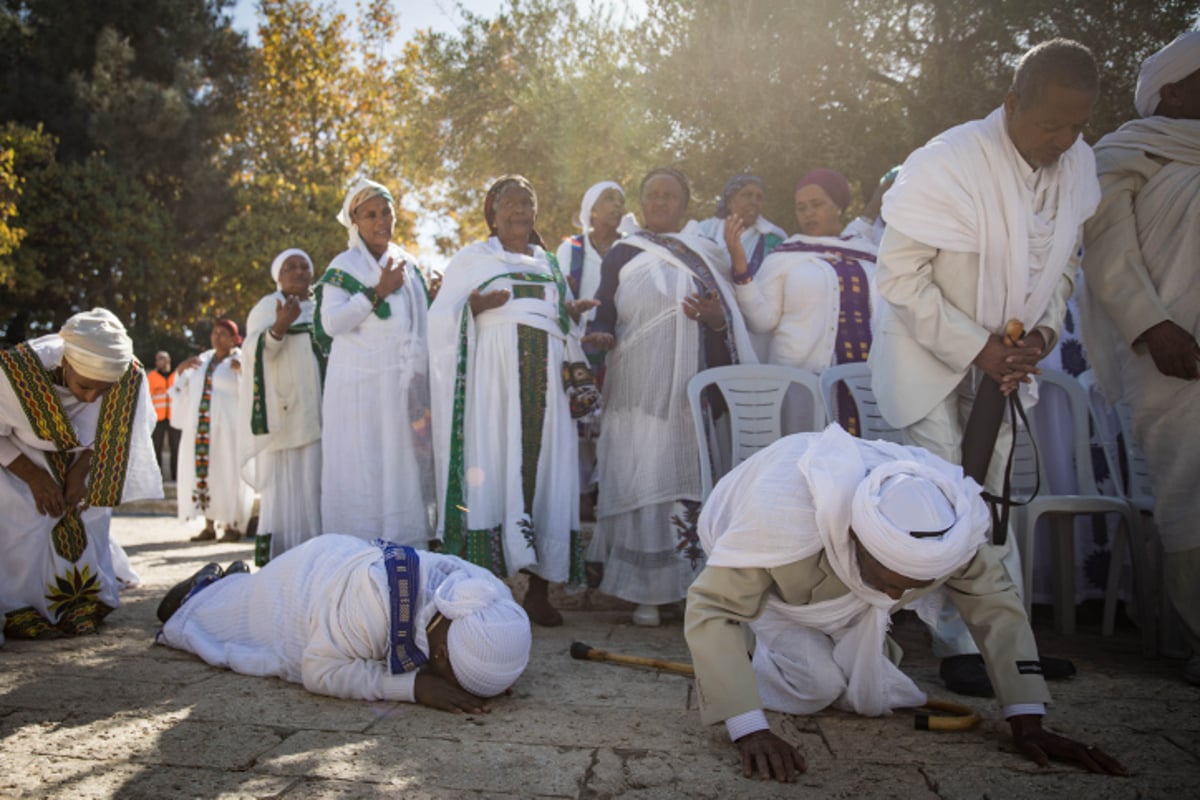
[587,231,757,604]
[0,336,161,643]
[171,348,254,529]
[428,238,580,581]
[318,242,434,546]
[158,534,503,701]
[239,292,324,558]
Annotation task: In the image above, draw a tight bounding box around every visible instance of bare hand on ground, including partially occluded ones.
[414,672,492,714]
[736,729,806,782]
[469,288,511,315]
[1009,715,1127,775]
[375,258,407,300]
[566,298,600,323]
[682,291,726,330]
[1139,320,1200,380]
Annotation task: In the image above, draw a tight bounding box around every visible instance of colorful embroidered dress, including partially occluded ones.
[0,336,160,639]
[428,237,584,584]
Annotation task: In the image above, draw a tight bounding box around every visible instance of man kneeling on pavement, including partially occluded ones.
[156,534,532,713]
[685,426,1126,782]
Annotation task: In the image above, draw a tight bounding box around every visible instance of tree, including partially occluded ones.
[404,0,663,252]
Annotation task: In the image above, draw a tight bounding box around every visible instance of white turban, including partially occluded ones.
[851,461,988,581]
[59,308,134,383]
[269,248,314,290]
[336,177,394,250]
[573,180,624,231]
[1136,31,1200,118]
[435,573,532,697]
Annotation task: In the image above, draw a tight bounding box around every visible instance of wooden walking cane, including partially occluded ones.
[570,643,981,731]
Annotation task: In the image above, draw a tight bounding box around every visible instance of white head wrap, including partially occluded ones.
[269,248,314,291]
[851,464,987,581]
[1136,31,1200,118]
[573,180,624,231]
[58,308,134,383]
[435,573,532,697]
[336,177,394,250]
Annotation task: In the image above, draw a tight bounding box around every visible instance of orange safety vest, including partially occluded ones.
[147,369,174,422]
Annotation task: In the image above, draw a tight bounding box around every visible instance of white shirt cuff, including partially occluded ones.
[1003,703,1046,719]
[725,709,770,741]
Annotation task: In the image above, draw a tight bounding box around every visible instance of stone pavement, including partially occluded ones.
[1,513,1198,800]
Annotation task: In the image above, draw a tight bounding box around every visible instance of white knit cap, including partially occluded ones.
[850,461,988,581]
[1135,31,1200,118]
[573,180,624,231]
[435,573,532,697]
[59,308,134,382]
[269,248,314,290]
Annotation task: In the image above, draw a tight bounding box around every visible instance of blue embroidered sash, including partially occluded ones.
[371,539,428,674]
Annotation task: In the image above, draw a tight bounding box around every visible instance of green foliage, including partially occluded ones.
[0,123,56,277]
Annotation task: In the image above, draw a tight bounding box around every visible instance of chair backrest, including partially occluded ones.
[1011,369,1099,499]
[818,362,905,444]
[686,364,825,500]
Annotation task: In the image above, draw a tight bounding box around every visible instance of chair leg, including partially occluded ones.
[1102,520,1126,637]
[1124,509,1157,657]
[1051,515,1076,636]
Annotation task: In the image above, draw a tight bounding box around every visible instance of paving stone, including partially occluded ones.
[0,758,293,800]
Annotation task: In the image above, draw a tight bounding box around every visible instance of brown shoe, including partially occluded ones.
[219,528,243,542]
[190,527,217,542]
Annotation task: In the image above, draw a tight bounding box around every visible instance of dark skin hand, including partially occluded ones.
[581,332,615,351]
[565,298,600,323]
[681,290,726,330]
[974,330,1046,396]
[374,257,407,300]
[468,287,511,315]
[271,295,304,337]
[1138,320,1200,380]
[8,454,66,516]
[63,450,92,511]
[1009,715,1127,775]
[413,671,493,714]
[736,729,806,782]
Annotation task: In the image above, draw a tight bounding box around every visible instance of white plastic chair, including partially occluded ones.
[687,364,825,500]
[1013,369,1154,654]
[818,362,905,444]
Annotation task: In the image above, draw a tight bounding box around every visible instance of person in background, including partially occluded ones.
[147,350,180,481]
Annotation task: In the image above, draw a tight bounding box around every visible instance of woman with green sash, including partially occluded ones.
[0,308,161,644]
[429,175,594,627]
[316,178,435,547]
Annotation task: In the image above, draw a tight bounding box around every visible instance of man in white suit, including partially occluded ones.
[869,39,1102,695]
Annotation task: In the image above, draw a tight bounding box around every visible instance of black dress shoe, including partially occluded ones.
[157,562,223,624]
[1039,655,1077,681]
[940,653,995,697]
[225,560,251,575]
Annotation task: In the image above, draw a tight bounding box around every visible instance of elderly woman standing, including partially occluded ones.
[429,175,591,627]
[240,248,326,564]
[585,167,757,627]
[729,168,878,435]
[316,178,434,547]
[0,309,161,643]
[172,319,254,542]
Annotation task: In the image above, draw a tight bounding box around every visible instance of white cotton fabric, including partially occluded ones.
[735,233,878,372]
[171,348,254,529]
[428,238,579,580]
[59,308,134,382]
[883,106,1100,337]
[1135,31,1200,118]
[158,535,528,702]
[319,239,434,547]
[437,572,532,697]
[699,426,988,716]
[588,231,757,604]
[574,180,623,230]
[555,234,612,324]
[239,290,323,554]
[0,336,160,630]
[269,248,313,290]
